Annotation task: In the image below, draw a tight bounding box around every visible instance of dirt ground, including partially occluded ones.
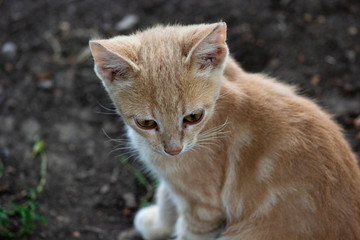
[0,0,359,239]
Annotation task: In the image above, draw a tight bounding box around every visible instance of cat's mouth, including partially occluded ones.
[151,145,186,157]
[163,148,183,157]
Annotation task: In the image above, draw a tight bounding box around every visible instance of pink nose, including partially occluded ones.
[164,148,182,156]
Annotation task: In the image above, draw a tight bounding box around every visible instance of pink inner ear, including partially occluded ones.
[103,67,119,82]
[100,66,128,82]
[109,68,118,82]
[90,41,139,82]
[187,23,228,69]
[197,44,227,70]
[202,46,227,65]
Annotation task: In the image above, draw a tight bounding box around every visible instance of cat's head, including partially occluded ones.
[90,22,228,157]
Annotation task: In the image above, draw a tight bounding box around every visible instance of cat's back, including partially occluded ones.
[224,59,360,178]
[219,58,360,239]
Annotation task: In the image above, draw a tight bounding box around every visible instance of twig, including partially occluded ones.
[118,155,155,207]
[44,31,62,62]
[0,158,4,179]
[34,152,47,196]
[82,225,104,234]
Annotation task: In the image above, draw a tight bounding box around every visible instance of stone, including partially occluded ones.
[1,42,17,59]
[37,79,54,90]
[116,14,139,31]
[117,228,142,240]
[122,192,137,208]
[354,116,360,131]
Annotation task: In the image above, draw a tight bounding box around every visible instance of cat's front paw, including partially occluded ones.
[134,205,173,240]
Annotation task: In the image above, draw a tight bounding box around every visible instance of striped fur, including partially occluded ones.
[90,23,360,240]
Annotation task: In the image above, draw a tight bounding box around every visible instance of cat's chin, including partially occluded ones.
[152,147,186,157]
[145,143,191,157]
[150,149,182,157]
[162,151,184,157]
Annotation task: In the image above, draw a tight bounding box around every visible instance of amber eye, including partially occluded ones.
[135,119,157,129]
[183,110,204,125]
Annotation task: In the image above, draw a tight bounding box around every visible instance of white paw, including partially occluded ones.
[134,205,173,240]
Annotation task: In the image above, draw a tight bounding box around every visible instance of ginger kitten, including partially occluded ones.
[90,23,360,239]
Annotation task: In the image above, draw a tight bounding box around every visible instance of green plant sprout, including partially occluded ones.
[118,155,158,208]
[0,159,4,179]
[0,138,48,239]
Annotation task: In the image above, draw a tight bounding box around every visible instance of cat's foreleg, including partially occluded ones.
[175,211,224,240]
[134,182,177,240]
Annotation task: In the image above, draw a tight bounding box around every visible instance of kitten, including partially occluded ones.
[90,23,360,240]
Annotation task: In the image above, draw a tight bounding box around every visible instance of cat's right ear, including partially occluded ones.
[89,40,139,83]
[185,23,228,72]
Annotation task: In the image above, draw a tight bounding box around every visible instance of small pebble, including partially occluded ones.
[298,53,306,63]
[37,79,54,90]
[100,184,110,194]
[1,116,15,132]
[116,14,139,31]
[1,148,10,159]
[346,50,356,63]
[354,116,360,131]
[73,231,80,238]
[1,42,17,58]
[110,166,120,183]
[60,21,71,32]
[311,74,321,86]
[325,55,336,65]
[4,63,13,72]
[303,13,313,22]
[268,58,280,68]
[347,26,358,36]
[317,15,326,24]
[117,228,142,240]
[122,192,137,208]
[57,215,70,223]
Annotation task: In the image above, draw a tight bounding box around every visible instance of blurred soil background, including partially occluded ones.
[0,0,359,239]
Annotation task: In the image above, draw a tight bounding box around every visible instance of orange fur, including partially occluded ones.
[90,23,360,240]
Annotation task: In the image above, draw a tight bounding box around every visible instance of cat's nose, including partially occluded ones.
[164,147,182,156]
[162,136,183,156]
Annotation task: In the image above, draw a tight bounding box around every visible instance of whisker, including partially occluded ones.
[108,147,138,158]
[196,144,214,152]
[197,131,231,140]
[196,137,231,145]
[195,141,219,146]
[94,111,118,115]
[199,120,229,137]
[188,147,200,155]
[196,136,227,147]
[107,139,131,145]
[102,128,139,159]
[219,88,232,99]
[198,120,230,142]
[96,100,117,113]
[191,119,231,155]
[191,144,215,155]
[123,151,140,162]
[111,146,136,152]
[102,128,129,144]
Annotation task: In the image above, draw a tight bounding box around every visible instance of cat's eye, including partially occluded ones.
[183,110,204,126]
[135,119,157,130]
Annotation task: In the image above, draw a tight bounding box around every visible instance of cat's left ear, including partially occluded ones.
[186,22,228,70]
[89,40,140,84]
